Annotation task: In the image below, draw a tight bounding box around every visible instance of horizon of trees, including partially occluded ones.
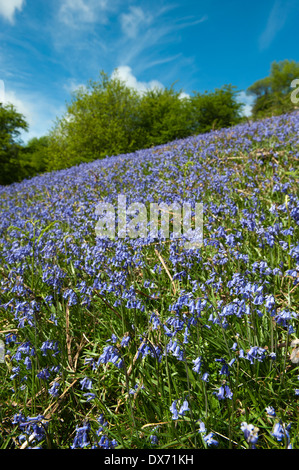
[1,59,299,186]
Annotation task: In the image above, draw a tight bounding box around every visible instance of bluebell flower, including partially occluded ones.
[265,406,276,417]
[170,400,179,420]
[24,356,32,370]
[5,333,16,344]
[178,399,189,416]
[71,422,91,449]
[12,413,47,444]
[271,421,291,446]
[241,422,259,447]
[40,340,60,357]
[48,381,60,397]
[83,392,96,401]
[245,346,267,364]
[192,356,202,374]
[201,372,209,382]
[198,420,206,434]
[150,434,158,446]
[265,294,275,311]
[10,366,20,380]
[120,334,130,348]
[215,384,233,400]
[37,367,50,381]
[80,377,93,390]
[203,432,218,446]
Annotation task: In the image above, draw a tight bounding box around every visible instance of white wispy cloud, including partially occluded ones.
[120,6,153,39]
[116,6,207,73]
[175,14,208,29]
[58,0,111,26]
[0,0,25,24]
[259,0,292,50]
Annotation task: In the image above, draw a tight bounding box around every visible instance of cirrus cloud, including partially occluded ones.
[0,0,25,23]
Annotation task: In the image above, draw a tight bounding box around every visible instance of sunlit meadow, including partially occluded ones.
[0,111,299,449]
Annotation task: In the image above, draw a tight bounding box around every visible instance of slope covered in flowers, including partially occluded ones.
[0,111,299,449]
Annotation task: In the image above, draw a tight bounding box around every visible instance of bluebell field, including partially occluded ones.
[0,111,299,449]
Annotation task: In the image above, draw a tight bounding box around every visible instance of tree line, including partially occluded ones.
[1,59,299,185]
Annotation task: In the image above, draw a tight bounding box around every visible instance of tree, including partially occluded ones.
[138,86,193,147]
[21,136,50,176]
[247,60,299,119]
[47,71,246,172]
[190,85,243,134]
[47,72,142,171]
[0,102,28,185]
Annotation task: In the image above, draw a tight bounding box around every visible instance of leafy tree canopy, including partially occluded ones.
[0,102,28,185]
[247,59,299,119]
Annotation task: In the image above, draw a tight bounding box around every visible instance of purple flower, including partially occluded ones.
[192,356,202,374]
[37,367,50,381]
[80,377,93,390]
[203,432,218,446]
[198,420,206,434]
[150,434,158,445]
[215,384,233,400]
[48,381,60,397]
[271,421,291,445]
[178,399,189,416]
[201,372,209,382]
[265,406,276,417]
[241,422,259,447]
[170,400,179,420]
[71,422,91,449]
[120,334,130,348]
[83,392,96,401]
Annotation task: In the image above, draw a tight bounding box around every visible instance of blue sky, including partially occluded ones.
[0,0,298,143]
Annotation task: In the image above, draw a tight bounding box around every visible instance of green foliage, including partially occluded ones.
[138,86,193,147]
[0,102,28,185]
[47,72,142,171]
[190,84,243,133]
[247,60,299,119]
[21,136,50,176]
[46,72,244,172]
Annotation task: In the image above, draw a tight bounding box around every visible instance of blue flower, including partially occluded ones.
[178,399,189,416]
[271,421,291,442]
[192,356,202,374]
[37,367,50,381]
[201,372,209,382]
[80,377,93,390]
[241,422,259,447]
[203,432,218,446]
[120,334,130,348]
[48,381,60,397]
[71,422,91,449]
[150,434,158,446]
[265,406,276,417]
[83,392,96,401]
[198,420,206,434]
[170,400,179,420]
[215,384,233,400]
